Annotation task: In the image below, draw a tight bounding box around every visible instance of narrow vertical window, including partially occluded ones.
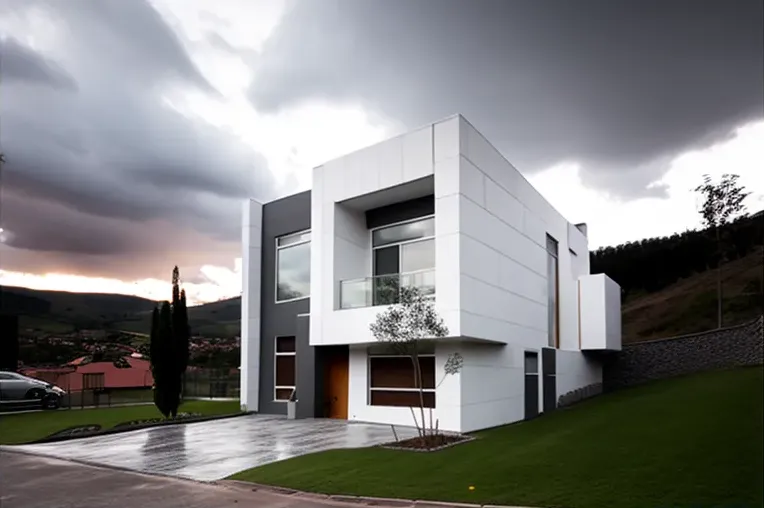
[274,336,296,400]
[546,235,559,348]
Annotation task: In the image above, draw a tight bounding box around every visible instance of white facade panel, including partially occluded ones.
[556,349,603,401]
[240,199,263,412]
[579,273,622,351]
[460,343,527,432]
[604,275,623,351]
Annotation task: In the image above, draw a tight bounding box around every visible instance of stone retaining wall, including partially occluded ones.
[604,316,763,390]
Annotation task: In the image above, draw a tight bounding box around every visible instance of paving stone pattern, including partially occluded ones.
[604,316,763,390]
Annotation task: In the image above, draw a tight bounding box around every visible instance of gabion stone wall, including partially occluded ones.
[604,316,763,390]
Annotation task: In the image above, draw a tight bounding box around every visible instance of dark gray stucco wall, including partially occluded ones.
[259,190,312,416]
[603,316,763,390]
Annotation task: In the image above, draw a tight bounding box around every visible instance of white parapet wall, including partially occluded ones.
[240,198,263,412]
[579,273,622,351]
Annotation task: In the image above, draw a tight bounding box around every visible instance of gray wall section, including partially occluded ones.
[365,195,434,229]
[542,347,556,413]
[259,190,312,416]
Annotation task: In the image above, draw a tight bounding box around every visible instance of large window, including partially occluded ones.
[274,336,296,401]
[371,217,435,304]
[546,234,559,348]
[368,351,436,408]
[276,231,311,302]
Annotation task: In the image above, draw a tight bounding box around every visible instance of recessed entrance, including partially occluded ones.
[324,347,349,419]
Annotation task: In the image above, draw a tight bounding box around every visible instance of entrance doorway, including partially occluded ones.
[324,347,349,419]
[524,351,539,420]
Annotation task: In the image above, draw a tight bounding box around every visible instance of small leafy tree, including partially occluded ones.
[149,266,191,418]
[694,174,750,328]
[370,283,463,444]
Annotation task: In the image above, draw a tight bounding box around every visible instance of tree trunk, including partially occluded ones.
[411,354,427,445]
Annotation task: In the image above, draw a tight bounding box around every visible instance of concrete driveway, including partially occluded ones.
[6,414,418,481]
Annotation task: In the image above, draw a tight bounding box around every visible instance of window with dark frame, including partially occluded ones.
[371,216,436,305]
[276,231,311,303]
[368,353,436,408]
[546,234,559,348]
[274,336,296,401]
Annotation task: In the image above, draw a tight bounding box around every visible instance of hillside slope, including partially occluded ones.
[0,286,157,334]
[622,246,763,342]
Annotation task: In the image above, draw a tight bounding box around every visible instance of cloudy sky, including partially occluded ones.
[0,0,762,304]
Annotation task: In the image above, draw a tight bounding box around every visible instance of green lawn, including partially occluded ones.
[0,400,242,445]
[231,367,764,508]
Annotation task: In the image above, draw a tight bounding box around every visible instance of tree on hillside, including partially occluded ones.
[149,266,191,418]
[694,174,750,328]
[369,283,462,448]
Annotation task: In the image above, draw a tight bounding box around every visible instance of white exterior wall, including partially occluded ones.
[459,342,529,432]
[240,199,263,412]
[579,273,622,351]
[452,118,597,427]
[556,349,603,400]
[302,114,618,431]
[455,117,587,349]
[310,120,464,346]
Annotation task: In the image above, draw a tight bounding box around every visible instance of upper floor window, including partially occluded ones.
[546,234,559,348]
[371,216,435,305]
[372,217,435,248]
[276,231,311,303]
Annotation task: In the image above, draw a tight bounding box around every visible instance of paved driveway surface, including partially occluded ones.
[0,452,372,508]
[7,414,418,481]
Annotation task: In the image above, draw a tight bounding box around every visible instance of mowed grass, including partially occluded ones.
[232,367,764,508]
[0,400,241,445]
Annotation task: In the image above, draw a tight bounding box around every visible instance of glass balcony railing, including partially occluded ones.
[339,269,436,309]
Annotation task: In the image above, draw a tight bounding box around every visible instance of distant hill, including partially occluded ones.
[111,296,241,338]
[0,286,157,334]
[0,286,240,338]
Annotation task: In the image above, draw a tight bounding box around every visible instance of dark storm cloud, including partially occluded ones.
[0,0,281,279]
[0,37,77,91]
[249,0,764,198]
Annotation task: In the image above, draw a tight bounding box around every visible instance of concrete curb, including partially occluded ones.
[218,480,538,508]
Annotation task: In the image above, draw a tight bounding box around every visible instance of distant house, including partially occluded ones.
[22,356,153,392]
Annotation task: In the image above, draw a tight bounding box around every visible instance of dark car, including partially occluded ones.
[0,371,66,410]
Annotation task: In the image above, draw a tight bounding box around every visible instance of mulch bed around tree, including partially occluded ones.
[112,412,202,428]
[380,433,474,452]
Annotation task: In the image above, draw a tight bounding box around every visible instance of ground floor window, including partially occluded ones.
[368,353,436,408]
[274,336,296,400]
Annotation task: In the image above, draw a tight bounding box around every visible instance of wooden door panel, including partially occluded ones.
[326,351,349,419]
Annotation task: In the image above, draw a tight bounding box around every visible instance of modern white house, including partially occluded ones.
[240,114,621,433]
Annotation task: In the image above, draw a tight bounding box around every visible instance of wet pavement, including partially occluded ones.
[0,451,369,508]
[6,414,418,481]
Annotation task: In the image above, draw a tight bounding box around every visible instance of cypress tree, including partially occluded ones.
[150,267,191,418]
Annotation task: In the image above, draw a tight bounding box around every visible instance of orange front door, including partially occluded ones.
[326,349,349,419]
